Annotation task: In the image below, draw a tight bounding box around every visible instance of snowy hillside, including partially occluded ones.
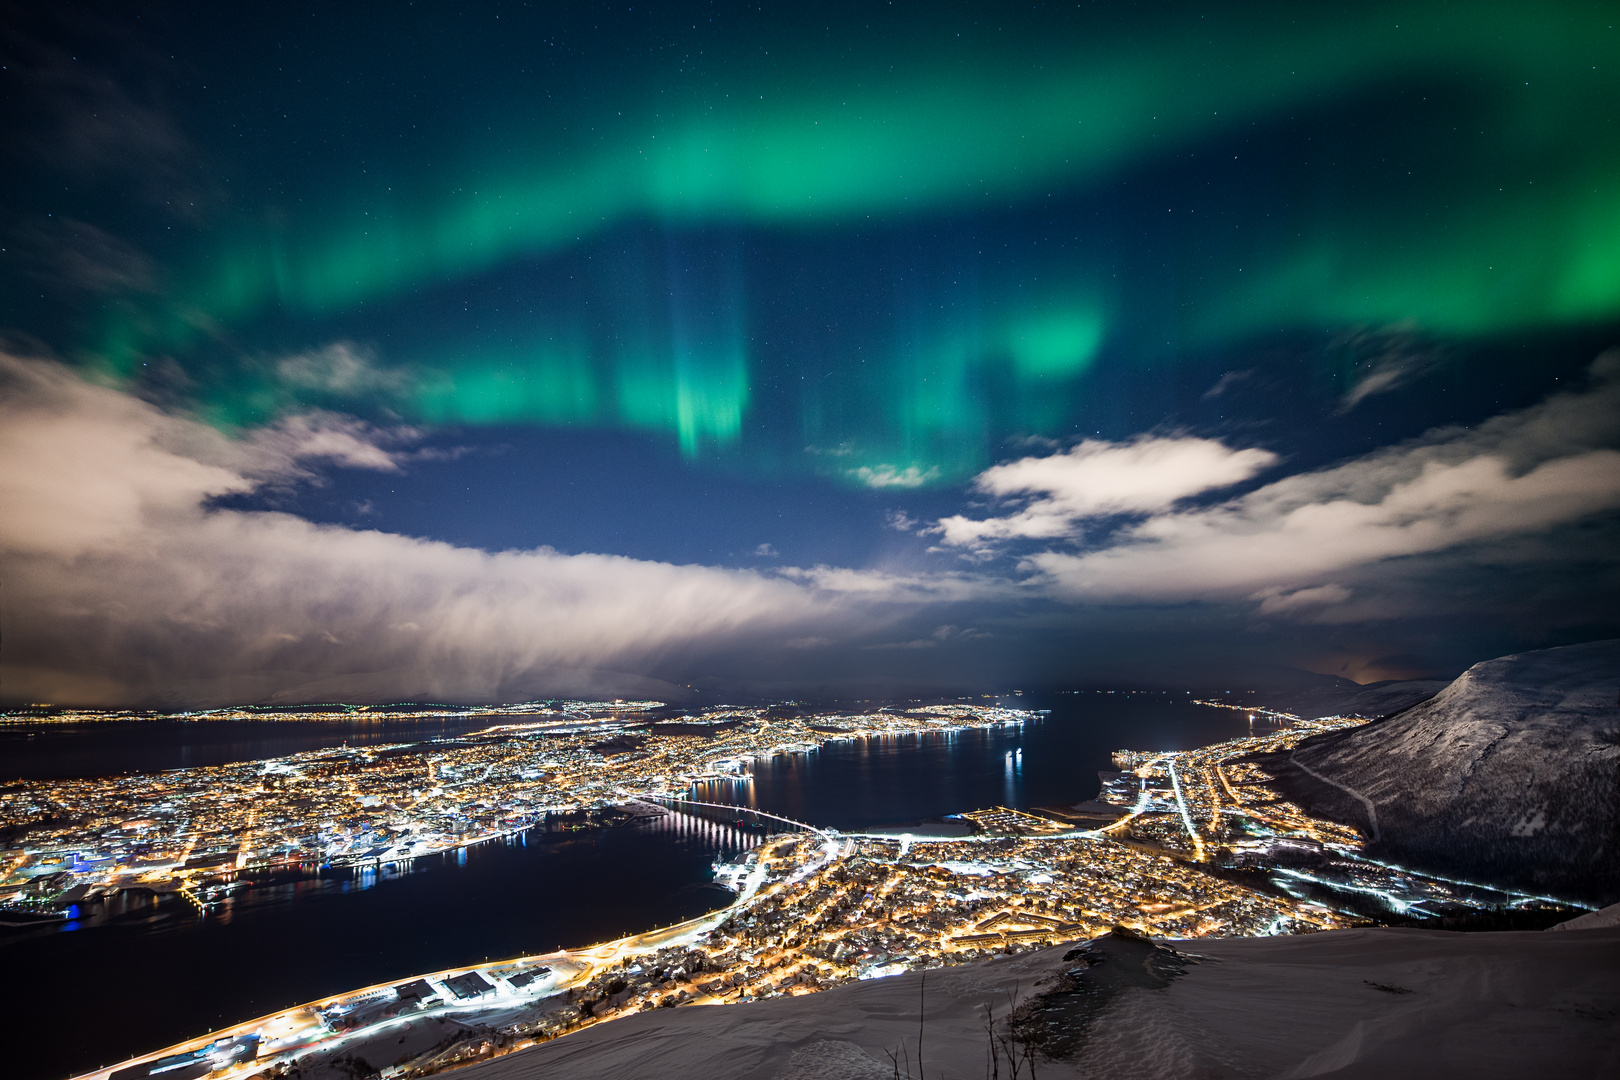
[1253,639,1620,906]
[450,924,1620,1080]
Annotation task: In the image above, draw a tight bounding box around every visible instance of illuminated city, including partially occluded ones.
[4,700,1564,1080]
[1,702,1035,910]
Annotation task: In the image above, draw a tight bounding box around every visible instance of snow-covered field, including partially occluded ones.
[455,914,1620,1080]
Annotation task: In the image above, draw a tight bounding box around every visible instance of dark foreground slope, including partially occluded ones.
[453,924,1620,1080]
[1253,639,1620,906]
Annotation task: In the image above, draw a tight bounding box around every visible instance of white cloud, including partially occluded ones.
[1020,353,1620,609]
[243,411,419,476]
[0,361,421,567]
[1253,583,1352,616]
[778,564,1011,603]
[931,435,1277,554]
[850,463,940,489]
[273,342,410,398]
[0,354,868,705]
[753,542,780,558]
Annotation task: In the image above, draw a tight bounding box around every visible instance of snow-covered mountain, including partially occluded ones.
[452,923,1620,1080]
[1253,639,1620,906]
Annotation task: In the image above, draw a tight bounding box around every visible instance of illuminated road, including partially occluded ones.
[1166,760,1206,859]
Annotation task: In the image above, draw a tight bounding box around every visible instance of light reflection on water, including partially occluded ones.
[690,698,1254,831]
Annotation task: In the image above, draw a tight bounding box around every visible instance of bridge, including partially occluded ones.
[641,795,830,839]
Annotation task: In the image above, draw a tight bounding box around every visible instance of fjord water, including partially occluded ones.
[701,694,1262,829]
[2,694,1256,1080]
[0,714,506,781]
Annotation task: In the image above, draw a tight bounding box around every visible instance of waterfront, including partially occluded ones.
[3,694,1263,1080]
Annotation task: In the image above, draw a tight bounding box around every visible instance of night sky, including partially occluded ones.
[2,1,1618,706]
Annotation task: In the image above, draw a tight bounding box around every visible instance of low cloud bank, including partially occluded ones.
[5,350,1618,706]
[0,355,856,706]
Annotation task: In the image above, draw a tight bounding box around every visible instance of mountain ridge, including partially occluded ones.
[1252,639,1620,905]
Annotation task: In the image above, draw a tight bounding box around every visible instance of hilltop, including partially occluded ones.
[448,921,1619,1080]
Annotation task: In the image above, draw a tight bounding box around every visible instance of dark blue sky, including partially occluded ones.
[2,1,1618,706]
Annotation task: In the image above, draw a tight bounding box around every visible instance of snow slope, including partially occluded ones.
[454,926,1620,1080]
[1550,902,1620,932]
[1253,639,1620,905]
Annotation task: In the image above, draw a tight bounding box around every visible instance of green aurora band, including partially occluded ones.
[80,1,1620,480]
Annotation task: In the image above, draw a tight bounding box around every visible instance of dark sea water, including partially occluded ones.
[2,694,1258,1080]
[698,694,1260,829]
[0,714,511,781]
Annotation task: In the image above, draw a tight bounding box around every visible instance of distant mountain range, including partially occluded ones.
[1252,639,1620,907]
[1251,678,1451,723]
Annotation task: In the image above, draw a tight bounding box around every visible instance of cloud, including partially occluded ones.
[1333,326,1445,413]
[241,412,422,477]
[778,565,1011,604]
[273,343,412,399]
[863,624,993,650]
[1019,353,1620,608]
[1201,369,1254,400]
[14,218,158,296]
[850,464,940,489]
[7,348,1615,706]
[930,436,1278,554]
[1008,434,1062,451]
[0,354,867,705]
[1253,584,1352,616]
[753,543,780,558]
[3,12,214,218]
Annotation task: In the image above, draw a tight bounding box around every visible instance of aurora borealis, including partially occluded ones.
[2,0,1619,704]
